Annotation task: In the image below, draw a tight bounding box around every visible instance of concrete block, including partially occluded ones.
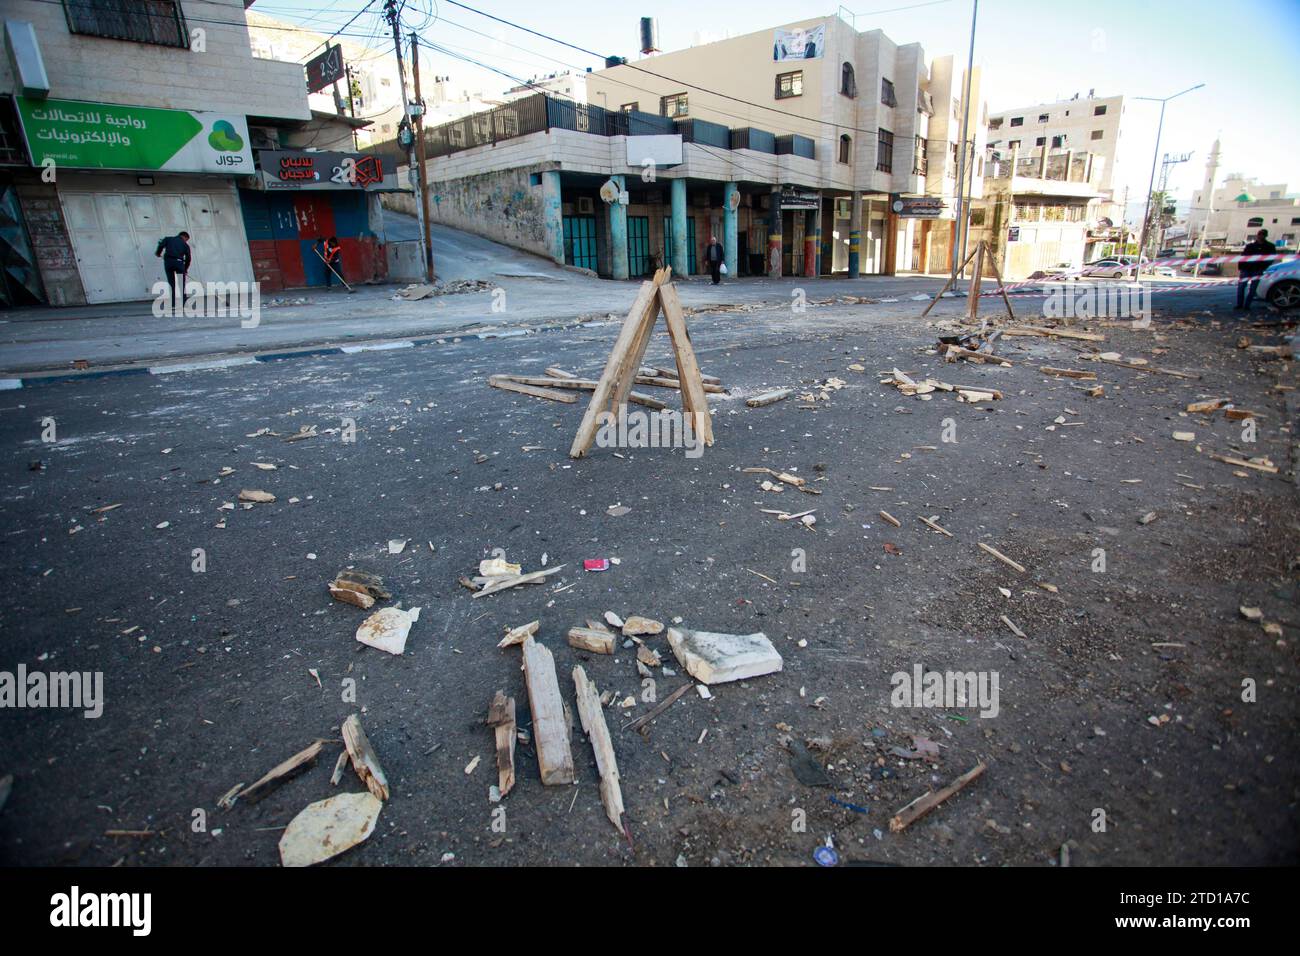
[666,628,783,685]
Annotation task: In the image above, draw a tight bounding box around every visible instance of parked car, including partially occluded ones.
[1081,258,1133,279]
[1150,265,1178,278]
[1179,258,1222,276]
[1258,259,1300,309]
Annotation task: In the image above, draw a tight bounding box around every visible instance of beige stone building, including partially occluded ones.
[409,13,987,280]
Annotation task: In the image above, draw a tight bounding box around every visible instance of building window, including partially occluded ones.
[1247,217,1264,228]
[1009,116,1023,127]
[620,102,638,113]
[841,63,856,98]
[839,134,852,164]
[1038,113,1049,122]
[881,77,896,107]
[62,0,189,48]
[1094,104,1107,116]
[1291,217,1300,225]
[1051,135,1064,148]
[913,135,927,175]
[660,93,688,118]
[1090,129,1104,140]
[876,128,894,173]
[989,117,1003,131]
[1035,137,1046,147]
[775,71,803,99]
[1008,139,1020,150]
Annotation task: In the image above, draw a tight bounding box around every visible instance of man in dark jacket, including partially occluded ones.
[704,235,725,284]
[1236,228,1277,310]
[154,231,191,309]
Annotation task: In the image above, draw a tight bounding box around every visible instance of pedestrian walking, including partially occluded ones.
[154,230,191,310]
[321,236,344,288]
[704,235,725,285]
[1235,228,1277,310]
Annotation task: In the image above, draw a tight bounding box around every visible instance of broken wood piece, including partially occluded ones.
[918,515,954,537]
[889,761,987,832]
[1209,453,1277,474]
[978,542,1026,573]
[499,374,668,410]
[572,666,626,834]
[747,388,793,408]
[567,626,615,654]
[341,714,390,801]
[1039,366,1097,380]
[329,584,375,609]
[879,510,901,527]
[623,615,664,636]
[473,564,566,598]
[234,739,327,805]
[520,637,576,785]
[1001,325,1105,342]
[488,375,578,404]
[1186,398,1229,414]
[666,627,783,685]
[944,344,1012,366]
[486,690,517,797]
[498,620,540,648]
[1000,615,1026,638]
[623,681,692,734]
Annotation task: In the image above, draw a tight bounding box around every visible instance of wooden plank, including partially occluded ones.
[1210,453,1278,474]
[1002,326,1104,342]
[918,515,954,537]
[544,367,577,379]
[1093,357,1199,379]
[486,690,517,797]
[746,388,793,408]
[1039,366,1097,380]
[889,762,986,832]
[489,375,578,404]
[658,282,714,446]
[978,542,1026,573]
[572,665,626,834]
[611,268,671,411]
[521,636,575,785]
[647,364,720,386]
[634,374,726,394]
[985,243,1017,322]
[501,375,667,410]
[567,626,615,655]
[570,273,668,458]
[342,714,390,801]
[945,344,1012,366]
[234,738,327,805]
[497,620,540,648]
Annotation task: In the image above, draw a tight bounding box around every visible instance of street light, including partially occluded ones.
[1133,83,1203,275]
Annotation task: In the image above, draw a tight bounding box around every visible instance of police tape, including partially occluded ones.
[976,254,1295,295]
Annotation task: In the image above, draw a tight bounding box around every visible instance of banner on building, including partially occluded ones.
[305,45,345,94]
[259,150,387,190]
[773,26,824,61]
[16,97,253,173]
[779,186,820,210]
[891,196,946,218]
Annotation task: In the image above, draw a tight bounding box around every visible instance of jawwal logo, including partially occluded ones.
[209,120,245,166]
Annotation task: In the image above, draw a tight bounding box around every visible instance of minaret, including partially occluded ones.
[1192,137,1220,235]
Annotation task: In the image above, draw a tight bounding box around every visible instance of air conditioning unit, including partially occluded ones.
[577,196,595,215]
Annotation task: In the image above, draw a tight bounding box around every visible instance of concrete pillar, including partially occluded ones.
[723,181,739,278]
[609,174,628,280]
[848,190,863,278]
[542,170,564,265]
[768,187,783,278]
[885,208,900,276]
[819,199,831,275]
[670,178,688,277]
[803,205,817,278]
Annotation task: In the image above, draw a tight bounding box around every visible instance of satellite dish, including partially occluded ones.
[599,179,621,204]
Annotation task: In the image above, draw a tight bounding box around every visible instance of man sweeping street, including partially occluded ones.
[321,236,344,289]
[154,231,191,311]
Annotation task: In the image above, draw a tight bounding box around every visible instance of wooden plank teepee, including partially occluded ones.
[569,267,714,458]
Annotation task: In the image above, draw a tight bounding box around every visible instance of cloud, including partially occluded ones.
[208,120,244,152]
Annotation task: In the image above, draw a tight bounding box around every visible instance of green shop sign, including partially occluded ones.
[17,96,253,174]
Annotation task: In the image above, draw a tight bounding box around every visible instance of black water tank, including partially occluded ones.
[640,17,659,54]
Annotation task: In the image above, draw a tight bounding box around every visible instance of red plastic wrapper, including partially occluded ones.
[583,558,610,572]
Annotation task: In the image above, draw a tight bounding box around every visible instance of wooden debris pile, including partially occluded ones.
[883,368,1001,404]
[459,554,566,598]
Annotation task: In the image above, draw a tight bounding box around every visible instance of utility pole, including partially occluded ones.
[410,31,435,282]
[1134,84,1203,277]
[383,0,431,282]
[950,0,979,283]
[1153,151,1191,255]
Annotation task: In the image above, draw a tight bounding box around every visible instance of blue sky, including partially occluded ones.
[251,0,1300,208]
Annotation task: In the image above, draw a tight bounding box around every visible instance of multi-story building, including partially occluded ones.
[405,14,986,280]
[504,71,586,104]
[0,0,395,305]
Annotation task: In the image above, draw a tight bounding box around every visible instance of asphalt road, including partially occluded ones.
[1,289,1296,867]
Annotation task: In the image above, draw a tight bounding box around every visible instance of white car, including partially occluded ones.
[1258,259,1300,309]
